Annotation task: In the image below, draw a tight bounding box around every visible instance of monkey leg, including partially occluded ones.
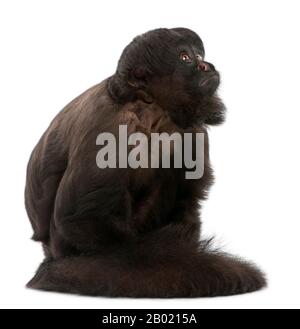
[28,224,266,297]
[48,165,136,257]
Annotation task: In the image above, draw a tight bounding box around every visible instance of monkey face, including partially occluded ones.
[175,47,220,98]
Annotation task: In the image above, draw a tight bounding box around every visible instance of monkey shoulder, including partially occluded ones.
[118,100,179,135]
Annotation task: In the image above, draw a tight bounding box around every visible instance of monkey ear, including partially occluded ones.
[128,66,149,88]
[127,66,154,103]
[133,66,147,79]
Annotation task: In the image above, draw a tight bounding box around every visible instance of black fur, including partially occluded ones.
[25,28,266,297]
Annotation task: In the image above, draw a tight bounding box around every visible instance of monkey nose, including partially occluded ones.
[198,61,210,72]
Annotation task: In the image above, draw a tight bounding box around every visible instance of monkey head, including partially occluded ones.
[108,28,225,128]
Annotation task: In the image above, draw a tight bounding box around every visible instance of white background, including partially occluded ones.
[0,0,299,309]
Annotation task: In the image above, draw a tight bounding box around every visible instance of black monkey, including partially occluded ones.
[25,28,266,297]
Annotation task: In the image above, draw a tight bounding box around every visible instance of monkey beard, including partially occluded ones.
[166,93,226,128]
[199,95,226,126]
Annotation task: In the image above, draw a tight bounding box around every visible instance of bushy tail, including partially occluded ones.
[27,226,266,297]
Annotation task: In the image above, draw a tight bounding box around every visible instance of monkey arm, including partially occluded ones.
[49,101,143,253]
[25,120,68,243]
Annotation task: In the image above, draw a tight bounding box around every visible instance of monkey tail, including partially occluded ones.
[27,225,266,297]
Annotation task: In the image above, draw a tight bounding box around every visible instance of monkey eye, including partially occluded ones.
[196,54,203,61]
[180,52,191,62]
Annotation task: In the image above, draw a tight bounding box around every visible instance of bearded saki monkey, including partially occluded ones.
[25,28,266,297]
